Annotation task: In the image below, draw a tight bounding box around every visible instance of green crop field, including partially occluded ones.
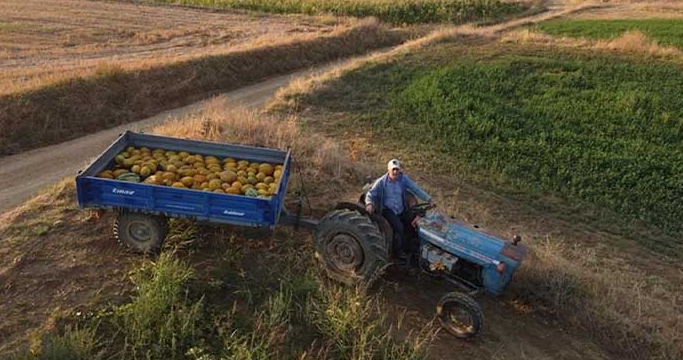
[299,44,683,245]
[535,19,683,49]
[147,0,527,25]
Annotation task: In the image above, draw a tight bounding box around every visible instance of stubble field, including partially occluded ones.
[0,0,350,95]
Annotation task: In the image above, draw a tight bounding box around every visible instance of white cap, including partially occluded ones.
[387,159,401,171]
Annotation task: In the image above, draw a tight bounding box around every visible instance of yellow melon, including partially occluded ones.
[208,179,222,190]
[161,172,176,181]
[219,171,237,183]
[181,176,194,187]
[98,171,114,179]
[258,163,274,176]
[140,166,151,177]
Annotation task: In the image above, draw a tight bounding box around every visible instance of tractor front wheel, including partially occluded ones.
[436,292,483,339]
[114,212,168,254]
[314,209,386,285]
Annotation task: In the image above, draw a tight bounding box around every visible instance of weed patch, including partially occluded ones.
[115,254,203,359]
[147,0,528,25]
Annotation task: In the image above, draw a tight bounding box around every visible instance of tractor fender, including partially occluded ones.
[334,202,392,260]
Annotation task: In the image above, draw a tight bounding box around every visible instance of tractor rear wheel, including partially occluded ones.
[315,209,386,285]
[436,292,483,339]
[114,212,168,254]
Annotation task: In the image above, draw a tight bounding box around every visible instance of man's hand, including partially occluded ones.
[428,198,436,207]
[365,203,374,213]
[412,215,422,228]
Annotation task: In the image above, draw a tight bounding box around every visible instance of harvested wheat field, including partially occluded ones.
[0,0,353,95]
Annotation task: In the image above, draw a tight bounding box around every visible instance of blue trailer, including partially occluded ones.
[76,131,528,339]
[75,131,314,252]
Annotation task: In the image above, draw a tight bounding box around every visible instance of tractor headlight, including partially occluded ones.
[496,262,507,274]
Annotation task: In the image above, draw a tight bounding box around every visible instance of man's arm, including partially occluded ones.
[365,177,383,212]
[404,175,432,203]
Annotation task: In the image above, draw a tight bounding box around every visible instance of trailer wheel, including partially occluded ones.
[315,209,386,285]
[436,292,483,339]
[114,212,168,254]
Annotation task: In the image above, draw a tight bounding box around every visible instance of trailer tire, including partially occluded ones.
[114,212,168,254]
[315,209,386,285]
[437,292,483,339]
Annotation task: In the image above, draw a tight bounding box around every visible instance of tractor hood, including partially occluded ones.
[417,211,528,294]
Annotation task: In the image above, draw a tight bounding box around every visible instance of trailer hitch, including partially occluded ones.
[279,190,318,231]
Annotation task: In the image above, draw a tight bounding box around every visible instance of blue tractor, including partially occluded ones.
[314,187,529,338]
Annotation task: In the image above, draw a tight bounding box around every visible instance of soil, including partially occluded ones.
[0,190,137,356]
[382,269,611,360]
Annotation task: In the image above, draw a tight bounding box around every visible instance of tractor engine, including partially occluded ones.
[420,243,459,272]
[419,242,485,289]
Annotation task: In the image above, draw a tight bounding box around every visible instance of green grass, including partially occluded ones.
[146,0,527,25]
[294,43,683,246]
[535,19,683,49]
[115,253,203,359]
[14,327,103,360]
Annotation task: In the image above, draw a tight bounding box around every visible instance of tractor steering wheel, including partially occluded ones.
[410,202,435,218]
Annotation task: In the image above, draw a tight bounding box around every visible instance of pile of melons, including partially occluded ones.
[96,146,282,198]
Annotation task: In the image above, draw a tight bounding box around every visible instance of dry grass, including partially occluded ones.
[154,98,371,183]
[574,1,683,19]
[502,28,683,57]
[0,18,408,156]
[514,236,683,360]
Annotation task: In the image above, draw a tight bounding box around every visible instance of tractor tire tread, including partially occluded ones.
[437,292,484,339]
[315,209,386,285]
[114,212,168,254]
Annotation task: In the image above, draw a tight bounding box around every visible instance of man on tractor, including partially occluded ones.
[364,159,435,263]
